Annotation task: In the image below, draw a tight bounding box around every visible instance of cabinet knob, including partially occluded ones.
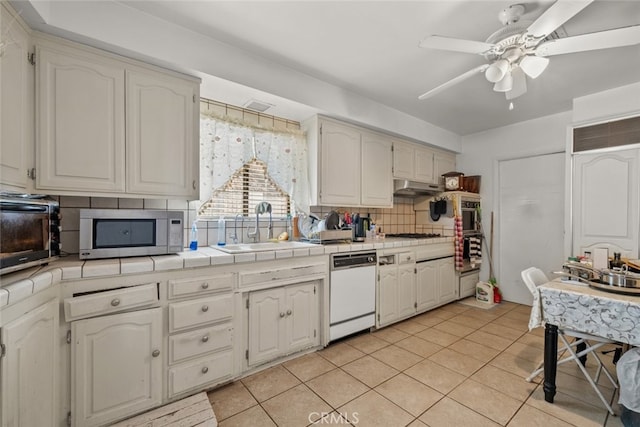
[111,298,120,307]
[152,349,160,357]
[201,282,209,289]
[286,309,292,316]
[280,312,286,318]
[201,335,209,343]
[201,366,209,374]
[201,305,209,312]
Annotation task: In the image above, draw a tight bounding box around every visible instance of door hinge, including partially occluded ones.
[391,145,394,152]
[377,314,380,322]
[246,299,249,309]
[28,52,35,66]
[27,168,36,180]
[245,350,249,360]
[414,268,417,274]
[414,302,417,309]
[313,286,316,295]
[314,329,316,338]
[66,330,72,344]
[377,273,380,281]
[67,411,71,426]
[0,343,5,357]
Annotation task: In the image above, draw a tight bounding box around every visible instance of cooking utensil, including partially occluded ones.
[325,211,340,230]
[560,263,640,294]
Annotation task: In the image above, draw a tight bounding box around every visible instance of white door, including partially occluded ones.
[498,152,565,305]
[72,308,163,426]
[1,299,58,427]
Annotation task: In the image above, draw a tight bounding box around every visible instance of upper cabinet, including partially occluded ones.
[34,35,200,199]
[305,116,392,208]
[393,140,455,185]
[0,3,33,192]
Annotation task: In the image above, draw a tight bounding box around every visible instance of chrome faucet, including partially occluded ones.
[232,214,244,244]
[248,202,272,242]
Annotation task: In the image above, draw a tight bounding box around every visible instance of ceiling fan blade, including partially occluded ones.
[506,67,527,100]
[418,64,489,100]
[536,25,640,57]
[526,0,593,39]
[419,35,494,54]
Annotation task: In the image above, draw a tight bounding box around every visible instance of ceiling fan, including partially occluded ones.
[418,0,640,101]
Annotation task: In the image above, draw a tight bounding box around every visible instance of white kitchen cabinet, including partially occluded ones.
[305,116,392,207]
[1,298,58,427]
[376,251,416,327]
[0,3,33,191]
[35,35,199,199]
[248,281,318,367]
[71,307,163,427]
[392,140,453,185]
[318,119,361,206]
[377,264,398,327]
[361,131,393,207]
[458,271,479,299]
[572,148,640,258]
[126,68,199,197]
[415,257,456,311]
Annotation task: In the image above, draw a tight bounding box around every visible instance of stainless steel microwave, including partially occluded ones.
[0,194,61,275]
[79,209,184,259]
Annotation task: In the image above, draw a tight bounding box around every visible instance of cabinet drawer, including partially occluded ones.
[168,322,233,365]
[168,273,234,300]
[239,263,325,287]
[64,283,158,322]
[398,252,415,264]
[168,350,233,397]
[168,294,233,332]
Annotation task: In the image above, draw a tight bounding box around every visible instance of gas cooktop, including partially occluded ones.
[386,233,441,238]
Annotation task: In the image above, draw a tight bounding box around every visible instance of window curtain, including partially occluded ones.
[199,113,310,215]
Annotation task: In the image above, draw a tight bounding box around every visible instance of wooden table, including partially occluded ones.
[531,280,640,403]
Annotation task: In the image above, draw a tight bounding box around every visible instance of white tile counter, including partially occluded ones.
[0,237,453,308]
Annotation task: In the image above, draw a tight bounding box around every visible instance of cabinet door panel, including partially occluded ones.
[392,142,414,180]
[437,257,457,303]
[1,299,58,427]
[416,261,437,311]
[362,133,392,207]
[1,5,31,190]
[248,289,283,366]
[286,283,318,353]
[415,148,435,183]
[377,267,398,327]
[397,264,416,318]
[72,308,162,427]
[126,69,198,197]
[319,121,360,206]
[37,45,125,192]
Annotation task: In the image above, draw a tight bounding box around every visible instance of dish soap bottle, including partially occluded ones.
[189,221,198,250]
[217,217,226,246]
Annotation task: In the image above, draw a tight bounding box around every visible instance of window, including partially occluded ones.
[198,100,309,218]
[198,158,290,217]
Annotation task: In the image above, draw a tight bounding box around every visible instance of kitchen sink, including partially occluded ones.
[213,241,317,254]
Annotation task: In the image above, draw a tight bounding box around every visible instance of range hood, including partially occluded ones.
[393,179,443,197]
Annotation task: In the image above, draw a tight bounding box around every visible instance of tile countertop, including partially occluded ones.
[0,237,454,309]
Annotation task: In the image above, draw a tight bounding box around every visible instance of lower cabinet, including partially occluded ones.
[71,308,163,427]
[377,252,416,328]
[248,281,319,367]
[1,298,58,427]
[416,257,457,312]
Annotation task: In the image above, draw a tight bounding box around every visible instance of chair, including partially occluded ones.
[521,267,618,415]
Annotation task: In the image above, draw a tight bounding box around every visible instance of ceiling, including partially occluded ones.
[11,1,640,136]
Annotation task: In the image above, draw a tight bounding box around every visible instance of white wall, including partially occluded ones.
[457,111,573,287]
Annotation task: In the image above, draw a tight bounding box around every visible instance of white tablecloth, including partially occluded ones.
[529,280,640,346]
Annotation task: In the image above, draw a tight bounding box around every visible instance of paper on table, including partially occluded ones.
[593,247,609,270]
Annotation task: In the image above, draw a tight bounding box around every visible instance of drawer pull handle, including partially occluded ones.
[201,305,209,312]
[286,309,292,316]
[202,366,209,374]
[111,298,120,307]
[201,335,209,343]
[280,312,285,318]
[152,349,160,357]
[201,282,209,289]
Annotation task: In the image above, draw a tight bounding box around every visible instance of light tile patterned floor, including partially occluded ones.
[207,301,623,426]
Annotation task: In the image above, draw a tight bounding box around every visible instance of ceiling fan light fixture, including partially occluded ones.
[520,55,549,78]
[493,71,513,92]
[485,59,510,83]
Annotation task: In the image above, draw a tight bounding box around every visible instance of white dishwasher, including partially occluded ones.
[329,251,377,341]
